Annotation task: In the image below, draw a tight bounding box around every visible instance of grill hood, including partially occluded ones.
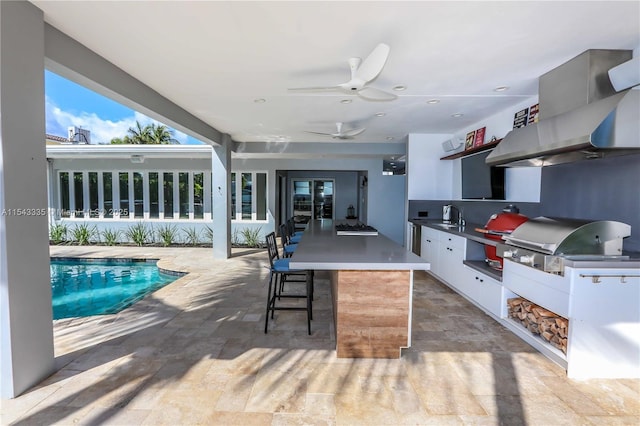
[486,50,640,167]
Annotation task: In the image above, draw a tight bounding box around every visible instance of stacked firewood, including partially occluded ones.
[507,297,568,354]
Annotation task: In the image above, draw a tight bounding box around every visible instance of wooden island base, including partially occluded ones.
[331,269,412,358]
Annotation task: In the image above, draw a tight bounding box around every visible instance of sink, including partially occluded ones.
[434,223,459,228]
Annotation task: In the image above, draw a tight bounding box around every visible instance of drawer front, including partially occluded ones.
[440,232,466,250]
[422,226,440,241]
[503,260,570,318]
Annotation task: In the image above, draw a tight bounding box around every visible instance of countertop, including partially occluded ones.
[410,218,640,269]
[290,219,429,271]
[409,218,498,246]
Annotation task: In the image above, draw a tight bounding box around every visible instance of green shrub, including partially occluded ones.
[183,227,200,246]
[203,224,214,244]
[102,228,120,246]
[71,223,98,245]
[50,223,68,244]
[157,224,178,247]
[125,222,152,246]
[240,227,262,248]
[231,228,241,246]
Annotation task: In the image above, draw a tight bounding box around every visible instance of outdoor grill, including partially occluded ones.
[497,217,631,275]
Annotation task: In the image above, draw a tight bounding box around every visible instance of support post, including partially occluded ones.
[1,1,55,398]
[211,134,232,259]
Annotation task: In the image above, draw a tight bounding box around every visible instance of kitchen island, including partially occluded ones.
[290,219,429,358]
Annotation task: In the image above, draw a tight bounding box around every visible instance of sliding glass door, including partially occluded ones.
[292,179,334,221]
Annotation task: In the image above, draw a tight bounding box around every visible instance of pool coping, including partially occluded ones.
[50,256,188,277]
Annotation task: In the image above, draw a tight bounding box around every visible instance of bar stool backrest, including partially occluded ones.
[279,223,291,246]
[287,218,296,237]
[265,232,280,268]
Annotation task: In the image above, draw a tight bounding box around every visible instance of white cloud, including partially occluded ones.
[45,97,200,144]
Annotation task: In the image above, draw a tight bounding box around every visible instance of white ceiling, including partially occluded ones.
[33,1,640,144]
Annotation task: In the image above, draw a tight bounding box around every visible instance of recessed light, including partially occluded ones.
[254,98,266,103]
[386,136,394,140]
[426,99,440,104]
[451,113,464,118]
[340,99,352,104]
[392,85,406,91]
[494,86,509,92]
[390,162,395,165]
[375,112,386,117]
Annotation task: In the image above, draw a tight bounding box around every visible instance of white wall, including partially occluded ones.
[234,157,407,245]
[407,134,453,200]
[408,96,543,203]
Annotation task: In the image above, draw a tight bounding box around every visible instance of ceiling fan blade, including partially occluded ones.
[288,86,341,91]
[354,43,390,83]
[304,131,334,136]
[357,86,397,101]
[341,127,366,137]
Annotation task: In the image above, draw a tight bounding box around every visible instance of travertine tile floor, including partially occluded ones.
[2,246,638,425]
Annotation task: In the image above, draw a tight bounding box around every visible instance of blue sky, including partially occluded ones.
[45,70,203,145]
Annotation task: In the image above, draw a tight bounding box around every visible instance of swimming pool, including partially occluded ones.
[50,258,181,320]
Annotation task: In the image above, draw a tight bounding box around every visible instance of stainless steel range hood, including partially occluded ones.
[486,50,640,167]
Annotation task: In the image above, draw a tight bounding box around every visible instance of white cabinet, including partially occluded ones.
[437,233,466,287]
[502,259,570,318]
[566,267,640,379]
[462,266,504,317]
[420,226,440,276]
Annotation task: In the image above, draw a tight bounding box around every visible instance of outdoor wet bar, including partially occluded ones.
[289,219,429,358]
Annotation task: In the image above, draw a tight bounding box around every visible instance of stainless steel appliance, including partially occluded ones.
[443,205,461,224]
[486,49,640,167]
[497,217,631,275]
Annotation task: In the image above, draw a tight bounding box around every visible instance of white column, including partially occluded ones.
[0,1,55,398]
[212,136,231,258]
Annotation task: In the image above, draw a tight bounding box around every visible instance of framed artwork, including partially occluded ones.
[465,131,476,150]
[513,107,529,128]
[528,104,539,124]
[474,127,486,147]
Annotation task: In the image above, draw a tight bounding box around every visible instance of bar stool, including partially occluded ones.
[287,218,303,243]
[279,223,298,258]
[264,232,312,335]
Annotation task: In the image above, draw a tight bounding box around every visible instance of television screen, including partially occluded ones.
[461,150,505,200]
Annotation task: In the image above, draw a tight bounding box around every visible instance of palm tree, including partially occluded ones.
[148,123,178,144]
[127,121,152,144]
[109,121,178,144]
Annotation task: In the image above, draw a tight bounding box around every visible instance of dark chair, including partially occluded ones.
[264,232,312,334]
[279,223,298,258]
[287,218,303,243]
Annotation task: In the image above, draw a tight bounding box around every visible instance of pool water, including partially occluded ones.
[50,259,180,319]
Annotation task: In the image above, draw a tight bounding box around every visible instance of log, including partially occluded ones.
[506,296,569,354]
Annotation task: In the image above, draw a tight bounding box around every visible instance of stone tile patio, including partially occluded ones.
[1,246,638,425]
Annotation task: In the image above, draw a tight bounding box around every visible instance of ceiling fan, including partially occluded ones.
[289,43,397,101]
[305,122,366,140]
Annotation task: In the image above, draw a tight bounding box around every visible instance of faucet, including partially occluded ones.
[450,205,465,226]
[457,207,465,226]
